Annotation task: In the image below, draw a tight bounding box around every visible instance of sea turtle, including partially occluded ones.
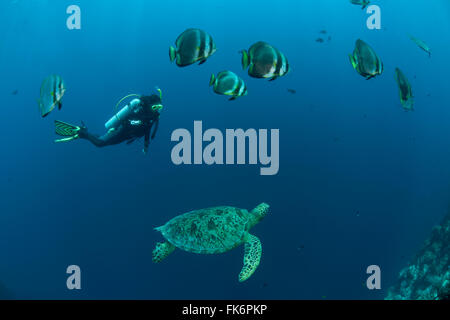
[152,203,270,282]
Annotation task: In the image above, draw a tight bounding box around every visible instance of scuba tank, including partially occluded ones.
[105,96,141,130]
[105,88,163,130]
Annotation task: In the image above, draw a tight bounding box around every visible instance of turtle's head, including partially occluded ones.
[248,203,270,228]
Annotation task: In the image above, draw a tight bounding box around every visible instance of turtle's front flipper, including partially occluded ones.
[152,241,175,263]
[239,234,262,282]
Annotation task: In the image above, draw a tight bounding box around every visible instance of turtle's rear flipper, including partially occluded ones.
[239,234,262,282]
[152,241,175,263]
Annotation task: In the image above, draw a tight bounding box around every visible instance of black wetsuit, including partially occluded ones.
[79,94,161,153]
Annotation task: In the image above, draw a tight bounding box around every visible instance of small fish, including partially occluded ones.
[409,35,431,57]
[349,39,383,79]
[316,38,325,43]
[240,41,290,81]
[209,71,247,100]
[350,0,370,10]
[287,89,296,94]
[319,30,327,34]
[328,36,332,42]
[395,68,414,111]
[38,74,66,118]
[11,89,18,95]
[169,28,217,67]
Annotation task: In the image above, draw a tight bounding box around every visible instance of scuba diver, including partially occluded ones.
[54,89,163,154]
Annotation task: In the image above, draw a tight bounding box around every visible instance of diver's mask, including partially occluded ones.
[151,87,163,112]
[151,103,163,111]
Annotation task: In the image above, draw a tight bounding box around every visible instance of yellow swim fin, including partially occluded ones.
[54,120,81,143]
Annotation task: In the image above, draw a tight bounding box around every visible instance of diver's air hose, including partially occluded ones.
[113,93,141,116]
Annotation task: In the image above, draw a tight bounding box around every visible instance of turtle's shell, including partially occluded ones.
[157,206,250,254]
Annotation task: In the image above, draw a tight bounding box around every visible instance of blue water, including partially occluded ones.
[0,0,449,299]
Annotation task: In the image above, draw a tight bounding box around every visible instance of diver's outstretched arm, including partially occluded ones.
[151,118,159,140]
[143,122,153,154]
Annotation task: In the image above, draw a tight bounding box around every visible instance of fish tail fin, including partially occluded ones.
[209,74,216,87]
[240,50,250,70]
[169,46,177,63]
[54,120,83,143]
